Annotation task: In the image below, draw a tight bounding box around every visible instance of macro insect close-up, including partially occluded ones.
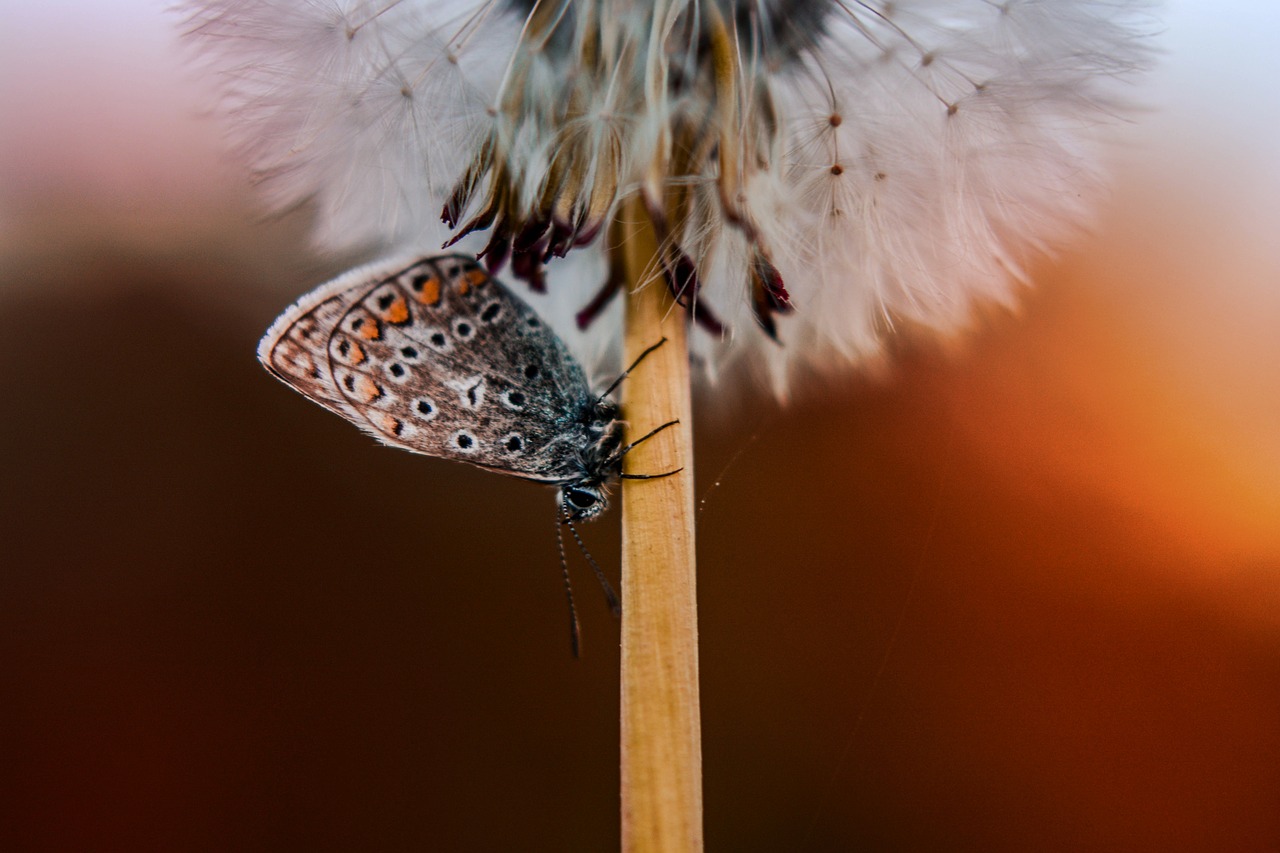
[259,253,673,526]
[2,1,1279,850]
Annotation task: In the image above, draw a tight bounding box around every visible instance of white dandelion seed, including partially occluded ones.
[179,0,1156,395]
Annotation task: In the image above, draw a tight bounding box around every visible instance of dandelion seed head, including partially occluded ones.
[181,0,1156,395]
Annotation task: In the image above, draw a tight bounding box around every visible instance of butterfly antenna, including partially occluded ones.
[565,517,621,617]
[597,337,668,401]
[554,507,582,658]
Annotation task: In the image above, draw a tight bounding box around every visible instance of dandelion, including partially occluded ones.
[182,0,1152,389]
[180,1,1154,847]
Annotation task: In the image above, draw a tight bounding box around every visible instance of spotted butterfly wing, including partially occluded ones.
[258,254,611,485]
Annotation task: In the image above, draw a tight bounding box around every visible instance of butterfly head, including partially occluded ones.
[556,404,625,521]
[560,484,610,522]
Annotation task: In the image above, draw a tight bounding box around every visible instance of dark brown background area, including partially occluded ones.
[2,171,1278,850]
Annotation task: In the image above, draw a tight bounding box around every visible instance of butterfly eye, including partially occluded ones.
[563,487,607,520]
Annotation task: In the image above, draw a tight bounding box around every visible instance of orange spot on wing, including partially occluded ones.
[416,277,441,305]
[356,318,382,340]
[458,269,487,295]
[382,295,409,324]
[348,342,365,364]
[379,414,402,435]
[354,375,383,403]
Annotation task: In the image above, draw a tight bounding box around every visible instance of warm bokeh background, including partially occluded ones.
[2,2,1277,850]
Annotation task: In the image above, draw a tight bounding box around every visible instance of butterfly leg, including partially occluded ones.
[597,337,668,400]
[615,419,684,479]
[619,469,683,480]
[616,418,678,457]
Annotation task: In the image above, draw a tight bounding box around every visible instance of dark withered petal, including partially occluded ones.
[575,271,623,330]
[749,250,793,342]
[511,248,548,292]
[662,249,725,335]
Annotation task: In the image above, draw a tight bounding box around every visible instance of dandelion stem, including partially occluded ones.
[618,196,703,852]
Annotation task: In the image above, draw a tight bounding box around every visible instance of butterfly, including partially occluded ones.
[257,253,676,522]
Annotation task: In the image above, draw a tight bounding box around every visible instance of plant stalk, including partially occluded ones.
[617,200,703,852]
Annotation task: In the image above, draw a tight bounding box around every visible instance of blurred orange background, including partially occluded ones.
[1,3,1277,850]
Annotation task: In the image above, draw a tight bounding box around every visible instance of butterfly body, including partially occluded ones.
[258,254,625,519]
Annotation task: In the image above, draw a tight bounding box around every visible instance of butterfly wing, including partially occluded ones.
[258,254,600,483]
